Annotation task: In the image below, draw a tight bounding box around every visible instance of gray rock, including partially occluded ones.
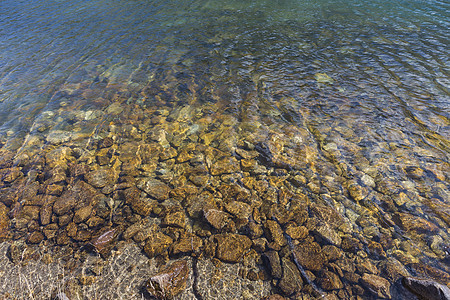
[403,277,450,300]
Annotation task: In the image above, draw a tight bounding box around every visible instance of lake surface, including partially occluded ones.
[0,0,449,298]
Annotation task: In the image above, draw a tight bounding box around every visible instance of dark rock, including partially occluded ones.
[215,233,252,263]
[98,137,114,149]
[278,256,303,295]
[146,260,189,299]
[402,277,450,300]
[318,270,344,290]
[341,236,362,253]
[380,257,409,282]
[361,273,391,299]
[263,251,282,279]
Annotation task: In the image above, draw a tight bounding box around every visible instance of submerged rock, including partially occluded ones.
[361,273,391,299]
[215,233,252,263]
[402,277,450,300]
[145,260,189,299]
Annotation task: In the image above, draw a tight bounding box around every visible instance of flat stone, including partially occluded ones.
[215,234,252,263]
[27,231,44,244]
[313,223,342,246]
[146,260,189,300]
[137,178,170,201]
[361,273,391,299]
[380,257,409,282]
[85,168,116,188]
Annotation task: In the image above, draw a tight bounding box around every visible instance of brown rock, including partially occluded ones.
[85,168,117,188]
[171,233,203,255]
[322,245,343,261]
[341,236,362,253]
[264,295,286,300]
[137,178,170,201]
[73,206,92,223]
[278,256,303,295]
[361,273,391,299]
[224,201,252,219]
[293,241,328,271]
[215,233,252,263]
[0,203,10,241]
[146,260,189,299]
[162,211,186,228]
[211,156,239,176]
[53,195,76,216]
[144,232,173,258]
[393,213,439,234]
[285,224,308,240]
[27,231,44,244]
[204,208,231,230]
[380,257,409,282]
[18,205,40,220]
[264,220,287,248]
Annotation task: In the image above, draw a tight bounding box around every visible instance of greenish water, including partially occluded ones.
[0,0,449,298]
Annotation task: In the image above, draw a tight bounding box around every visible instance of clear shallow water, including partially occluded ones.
[0,0,449,298]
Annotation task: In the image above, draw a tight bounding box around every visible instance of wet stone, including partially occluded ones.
[171,232,203,255]
[211,156,239,176]
[137,178,170,201]
[144,232,173,258]
[318,270,344,290]
[27,231,44,244]
[85,168,116,188]
[293,241,328,271]
[263,250,282,279]
[73,205,92,223]
[162,211,186,228]
[204,208,231,230]
[393,212,439,234]
[146,260,189,300]
[361,273,391,299]
[264,220,287,249]
[278,256,303,295]
[402,277,450,300]
[215,233,252,263]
